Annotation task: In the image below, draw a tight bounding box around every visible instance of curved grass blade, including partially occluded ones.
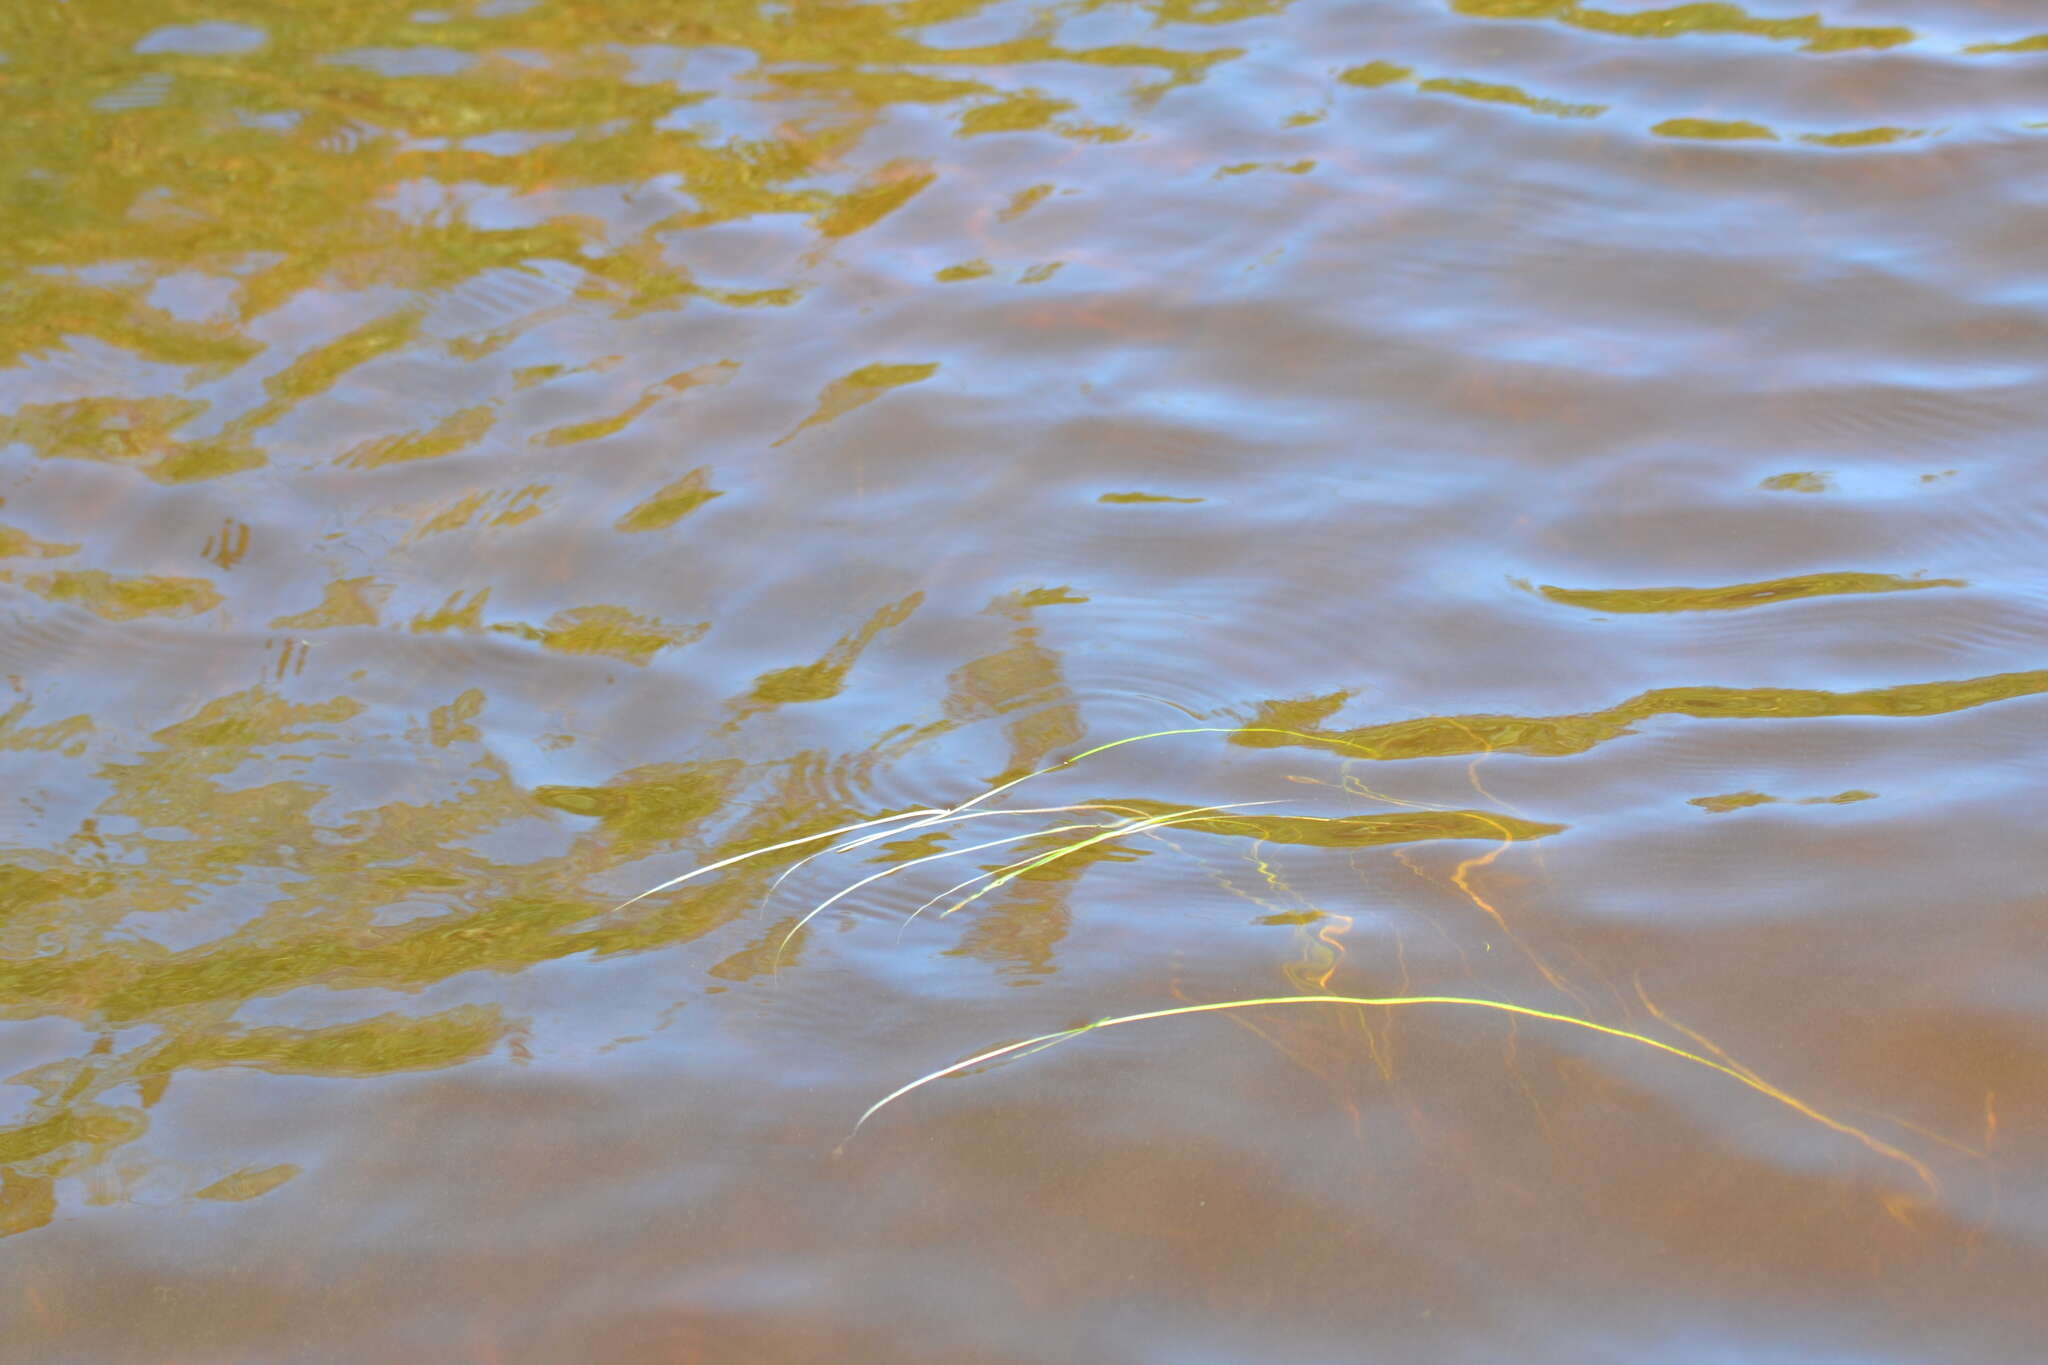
[760,802,1151,909]
[936,725,1380,822]
[845,994,1938,1196]
[897,803,1284,938]
[934,800,1283,919]
[605,807,950,914]
[614,725,1383,915]
[774,820,1125,960]
[896,804,1274,937]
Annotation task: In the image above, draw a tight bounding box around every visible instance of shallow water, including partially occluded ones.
[4,0,2047,1359]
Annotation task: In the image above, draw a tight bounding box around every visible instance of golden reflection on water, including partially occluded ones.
[5,654,2035,1234]
[1530,570,1966,613]
[1236,669,2048,761]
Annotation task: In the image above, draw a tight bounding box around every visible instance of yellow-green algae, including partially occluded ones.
[337,404,495,469]
[1231,670,2048,761]
[0,525,79,560]
[1692,789,1877,812]
[4,569,223,621]
[533,761,744,849]
[540,363,740,450]
[0,654,2023,1218]
[1964,32,2048,55]
[1001,185,1055,220]
[1800,127,1927,148]
[1760,471,1834,492]
[1339,61,1415,88]
[958,92,1076,137]
[195,1164,301,1202]
[0,1108,145,1166]
[730,594,924,721]
[1653,117,1778,141]
[1690,790,1778,812]
[1082,800,1563,847]
[398,589,706,663]
[0,0,1247,494]
[495,606,709,666]
[0,0,2006,1233]
[152,1007,508,1077]
[1217,160,1317,176]
[1533,571,1963,614]
[1446,0,1911,53]
[410,485,551,540]
[614,467,725,533]
[774,361,939,446]
[0,396,211,467]
[1417,76,1605,119]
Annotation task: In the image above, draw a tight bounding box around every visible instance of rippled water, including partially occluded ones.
[4,0,2046,1358]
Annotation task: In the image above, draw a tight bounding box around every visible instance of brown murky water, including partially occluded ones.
[4,0,2047,1359]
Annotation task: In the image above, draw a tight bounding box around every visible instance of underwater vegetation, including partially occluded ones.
[618,726,1943,1200]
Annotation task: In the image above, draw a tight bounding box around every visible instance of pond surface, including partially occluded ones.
[4,0,2047,1359]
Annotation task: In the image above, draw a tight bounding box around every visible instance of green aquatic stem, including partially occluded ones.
[611,725,1359,914]
[610,724,1409,916]
[930,800,1284,920]
[846,994,1939,1196]
[774,819,1122,958]
[761,801,1151,908]
[900,800,1286,934]
[606,806,949,913]
[780,800,1272,959]
[931,725,1383,823]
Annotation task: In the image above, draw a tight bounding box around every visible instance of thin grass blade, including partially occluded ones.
[774,820,1121,958]
[846,993,1938,1196]
[936,800,1283,918]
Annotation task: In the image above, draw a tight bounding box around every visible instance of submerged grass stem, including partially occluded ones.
[847,994,1938,1196]
[614,725,1363,915]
